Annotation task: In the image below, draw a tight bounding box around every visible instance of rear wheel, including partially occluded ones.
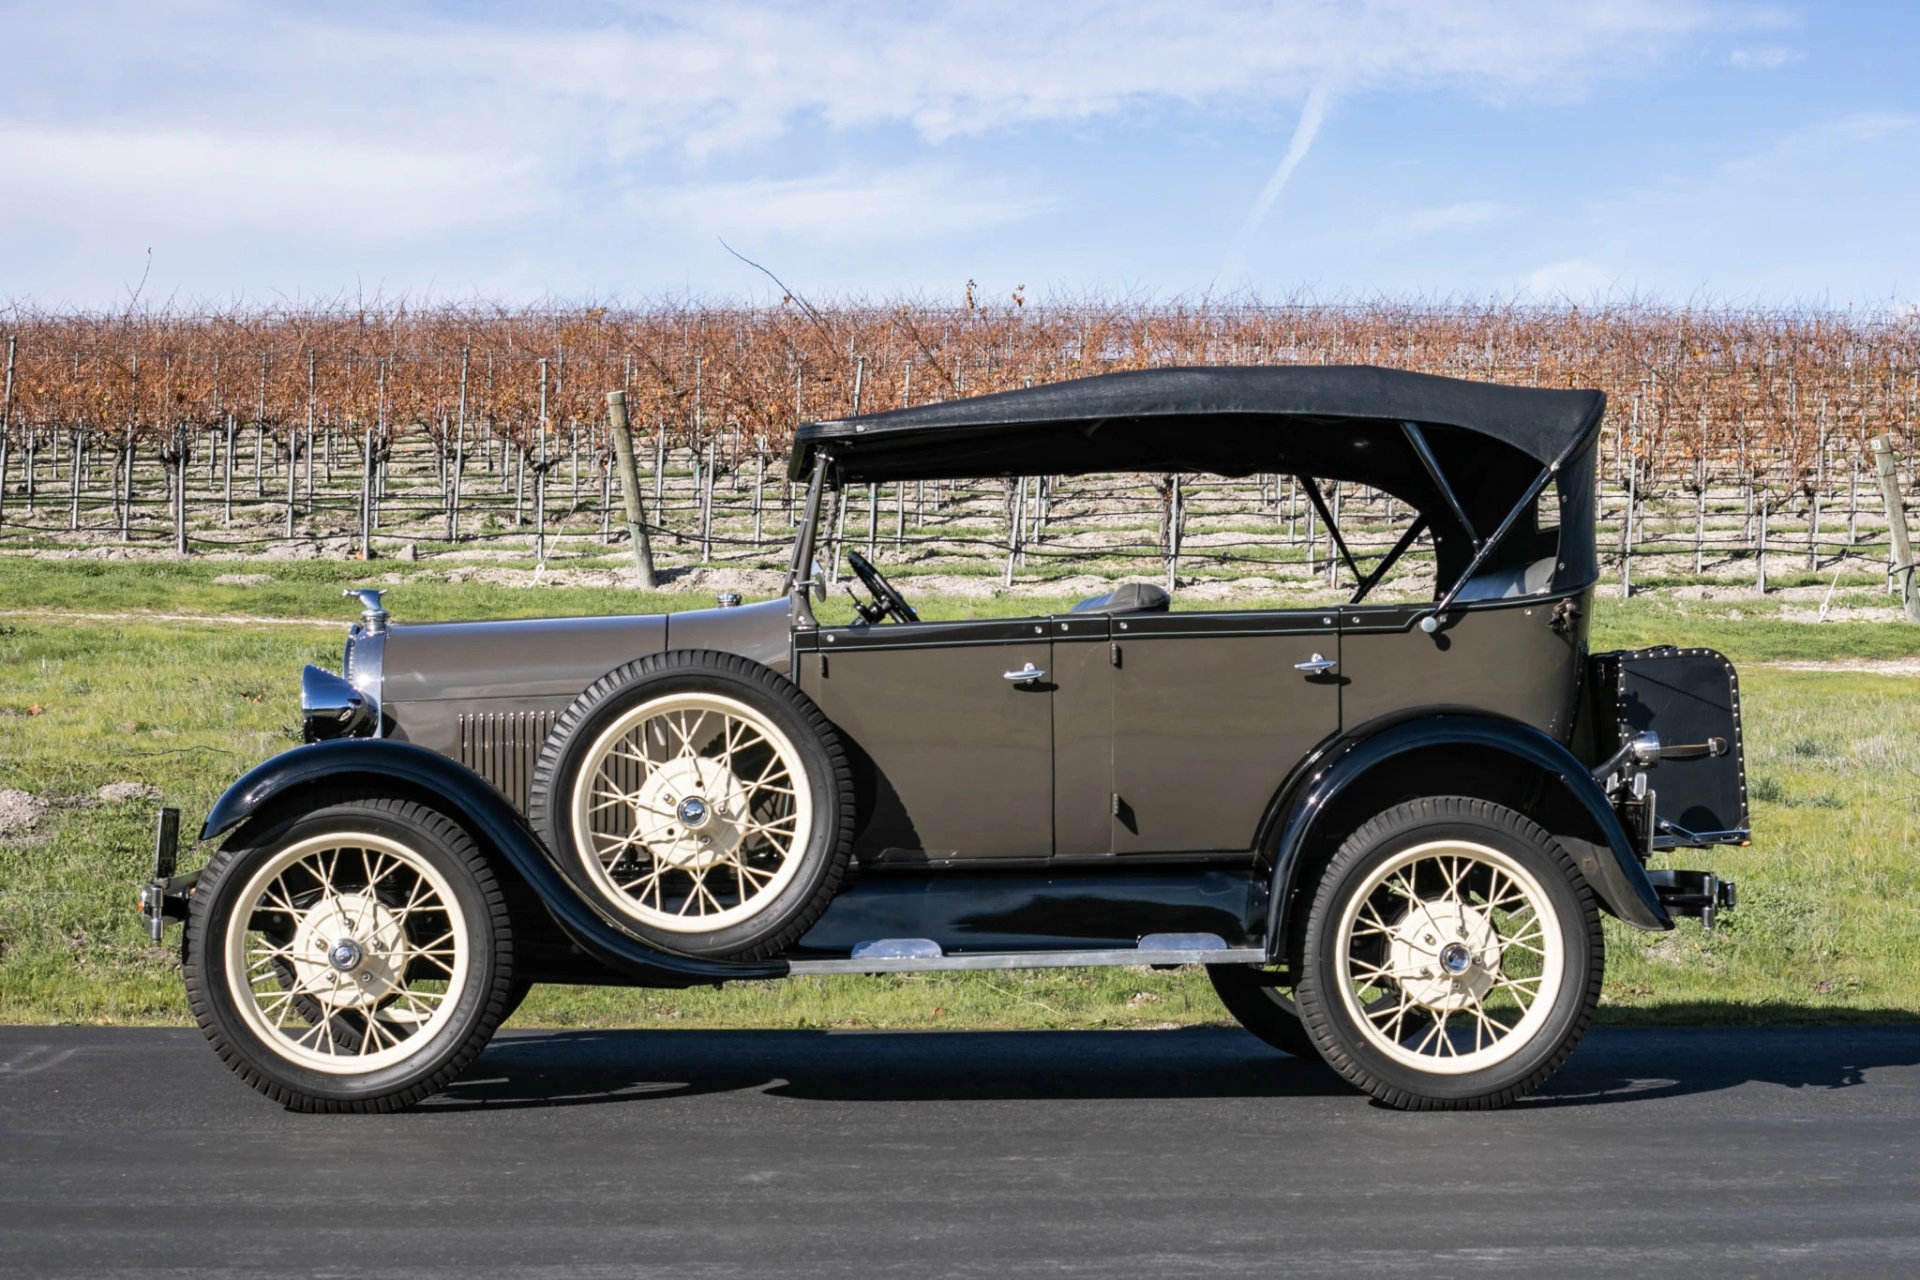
[1293,797,1603,1111]
[183,794,514,1113]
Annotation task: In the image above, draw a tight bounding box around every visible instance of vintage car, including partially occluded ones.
[140,365,1748,1113]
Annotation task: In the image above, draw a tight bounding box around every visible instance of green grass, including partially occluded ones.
[2,567,1918,1029]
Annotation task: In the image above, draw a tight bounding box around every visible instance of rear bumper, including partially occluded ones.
[136,808,195,943]
[1648,868,1738,930]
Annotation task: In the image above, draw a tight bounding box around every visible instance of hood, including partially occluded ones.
[378,596,792,705]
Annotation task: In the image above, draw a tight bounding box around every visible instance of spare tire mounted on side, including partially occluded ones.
[527,650,855,960]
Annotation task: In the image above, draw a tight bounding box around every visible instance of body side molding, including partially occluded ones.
[198,739,788,988]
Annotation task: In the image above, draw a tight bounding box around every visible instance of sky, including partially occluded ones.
[2,0,1916,311]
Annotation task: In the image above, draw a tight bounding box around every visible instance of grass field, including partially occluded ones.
[2,561,1917,1031]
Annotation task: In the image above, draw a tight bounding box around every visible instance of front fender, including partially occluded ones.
[199,740,787,988]
[1263,713,1671,959]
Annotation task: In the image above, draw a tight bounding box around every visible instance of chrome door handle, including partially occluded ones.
[1003,663,1047,683]
[1293,653,1338,674]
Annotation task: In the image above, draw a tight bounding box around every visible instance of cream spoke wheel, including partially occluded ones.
[1333,838,1565,1076]
[222,832,471,1075]
[570,691,815,934]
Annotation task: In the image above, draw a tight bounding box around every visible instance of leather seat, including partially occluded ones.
[1069,582,1173,616]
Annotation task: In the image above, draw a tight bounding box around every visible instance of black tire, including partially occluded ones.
[498,977,536,1024]
[1208,964,1318,1057]
[1292,797,1604,1111]
[528,649,856,960]
[183,792,515,1113]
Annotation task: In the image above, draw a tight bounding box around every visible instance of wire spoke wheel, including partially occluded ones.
[1333,838,1564,1076]
[221,831,472,1075]
[569,692,815,933]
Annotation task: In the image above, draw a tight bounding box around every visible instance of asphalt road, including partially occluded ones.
[3,1024,1919,1278]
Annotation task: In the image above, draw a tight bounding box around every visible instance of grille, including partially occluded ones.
[457,710,557,812]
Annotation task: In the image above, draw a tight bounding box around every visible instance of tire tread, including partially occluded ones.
[183,790,515,1113]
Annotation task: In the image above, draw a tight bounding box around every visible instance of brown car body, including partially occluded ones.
[173,366,1747,987]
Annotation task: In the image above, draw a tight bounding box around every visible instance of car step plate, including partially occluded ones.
[788,932,1266,974]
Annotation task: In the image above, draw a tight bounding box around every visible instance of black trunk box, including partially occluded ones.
[1589,647,1749,847]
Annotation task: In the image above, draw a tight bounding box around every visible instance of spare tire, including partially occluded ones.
[527,650,855,960]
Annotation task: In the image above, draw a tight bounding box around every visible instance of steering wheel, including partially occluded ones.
[845,549,920,624]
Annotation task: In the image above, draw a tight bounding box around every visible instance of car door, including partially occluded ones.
[1108,609,1343,854]
[794,618,1054,861]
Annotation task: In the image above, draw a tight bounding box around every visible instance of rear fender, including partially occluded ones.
[1261,712,1671,961]
[199,739,786,987]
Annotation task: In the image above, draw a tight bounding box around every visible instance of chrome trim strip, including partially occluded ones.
[788,945,1266,974]
[344,625,386,738]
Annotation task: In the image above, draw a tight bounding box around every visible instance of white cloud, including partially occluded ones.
[0,0,1773,303]
[1728,46,1804,69]
[1519,257,1623,301]
[5,1,1738,163]
[1371,200,1513,239]
[646,165,1052,242]
[0,127,543,241]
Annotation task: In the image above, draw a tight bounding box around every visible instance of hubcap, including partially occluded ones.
[1334,839,1563,1074]
[572,693,813,932]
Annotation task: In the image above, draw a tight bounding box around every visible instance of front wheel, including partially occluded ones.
[183,793,515,1112]
[1293,797,1604,1111]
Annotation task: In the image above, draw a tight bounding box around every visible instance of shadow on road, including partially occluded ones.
[424,1023,1920,1113]
[429,1027,1351,1111]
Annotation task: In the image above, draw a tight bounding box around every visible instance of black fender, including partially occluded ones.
[1261,712,1671,960]
[198,739,788,988]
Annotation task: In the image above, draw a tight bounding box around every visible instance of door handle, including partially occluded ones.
[1293,653,1338,675]
[1003,663,1047,683]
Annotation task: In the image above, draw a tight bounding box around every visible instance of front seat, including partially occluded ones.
[1070,582,1173,616]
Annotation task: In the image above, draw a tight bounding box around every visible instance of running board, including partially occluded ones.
[787,933,1266,975]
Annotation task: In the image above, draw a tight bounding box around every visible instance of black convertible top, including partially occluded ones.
[790,365,1605,484]
[788,364,1606,605]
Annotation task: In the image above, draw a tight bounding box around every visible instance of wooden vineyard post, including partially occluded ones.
[753,446,765,547]
[170,425,188,555]
[654,426,665,505]
[535,358,549,567]
[449,348,468,542]
[360,427,374,560]
[119,434,132,539]
[1005,476,1025,588]
[285,425,297,540]
[1755,492,1769,593]
[1166,473,1182,591]
[1628,418,1643,602]
[0,334,14,526]
[304,350,317,520]
[223,413,235,524]
[605,391,656,588]
[255,355,268,499]
[1871,434,1920,622]
[700,439,715,562]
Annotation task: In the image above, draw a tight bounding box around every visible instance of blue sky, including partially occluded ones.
[3,1,1915,309]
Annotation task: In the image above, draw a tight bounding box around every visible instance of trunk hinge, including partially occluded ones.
[1109,641,1121,668]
